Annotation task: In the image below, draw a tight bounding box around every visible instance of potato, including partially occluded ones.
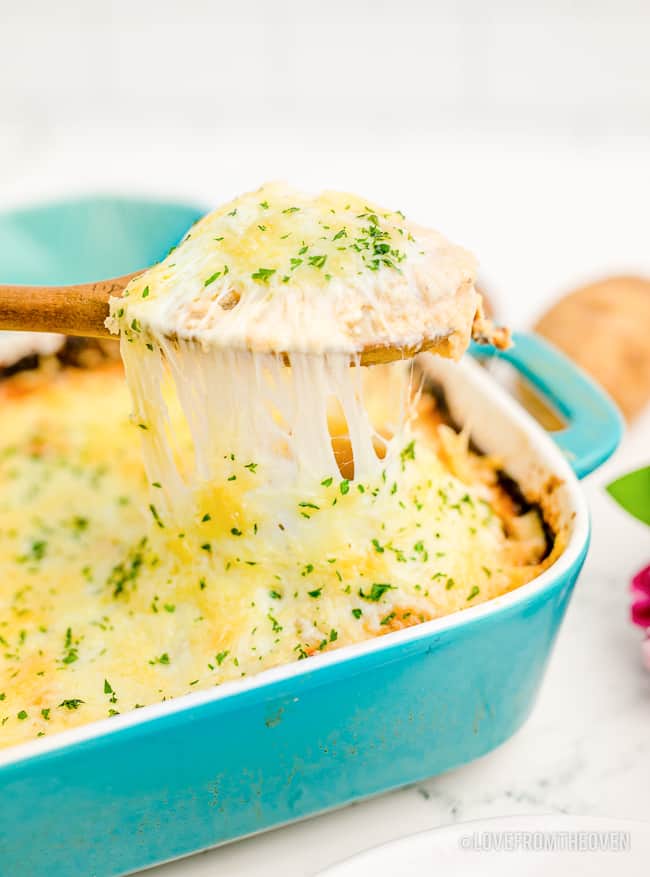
[534,276,650,421]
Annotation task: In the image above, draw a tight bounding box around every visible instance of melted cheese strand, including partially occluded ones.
[120,334,410,526]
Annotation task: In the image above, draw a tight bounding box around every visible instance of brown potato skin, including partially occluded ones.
[534,276,650,421]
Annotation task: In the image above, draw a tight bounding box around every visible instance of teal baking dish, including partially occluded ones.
[0,198,623,876]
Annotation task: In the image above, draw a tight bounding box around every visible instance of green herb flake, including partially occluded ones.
[149,504,164,529]
[308,254,327,270]
[400,440,416,467]
[151,652,170,666]
[204,271,222,286]
[251,267,276,283]
[359,582,395,602]
[58,699,84,711]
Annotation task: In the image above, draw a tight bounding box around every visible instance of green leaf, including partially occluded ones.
[606,467,650,525]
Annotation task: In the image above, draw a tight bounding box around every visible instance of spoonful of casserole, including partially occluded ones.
[0,183,509,364]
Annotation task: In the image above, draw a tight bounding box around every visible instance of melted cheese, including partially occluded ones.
[0,364,559,749]
[106,182,480,357]
[0,185,533,749]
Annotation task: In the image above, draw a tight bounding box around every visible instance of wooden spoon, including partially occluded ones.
[0,273,138,338]
[0,274,476,365]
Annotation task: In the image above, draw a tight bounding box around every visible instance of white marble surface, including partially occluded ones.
[1,117,648,875]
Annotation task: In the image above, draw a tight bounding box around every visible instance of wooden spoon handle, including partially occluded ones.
[0,273,471,367]
[0,272,139,337]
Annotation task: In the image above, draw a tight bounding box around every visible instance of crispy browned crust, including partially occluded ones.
[471,297,512,350]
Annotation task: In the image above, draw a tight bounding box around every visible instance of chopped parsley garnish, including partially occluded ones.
[400,441,416,467]
[215,651,229,665]
[308,588,322,598]
[62,627,78,664]
[107,538,148,598]
[308,254,327,270]
[201,513,212,522]
[150,653,170,666]
[321,477,333,487]
[17,710,28,720]
[359,583,395,602]
[251,267,276,283]
[204,271,222,286]
[467,586,480,601]
[148,504,164,529]
[339,480,350,495]
[352,608,363,619]
[58,699,84,710]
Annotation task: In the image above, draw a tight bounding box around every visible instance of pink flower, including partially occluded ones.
[630,565,650,671]
[630,565,650,628]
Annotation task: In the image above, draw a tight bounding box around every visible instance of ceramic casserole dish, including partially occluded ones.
[0,199,622,876]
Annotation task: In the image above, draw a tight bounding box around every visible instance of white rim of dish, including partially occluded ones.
[0,356,590,768]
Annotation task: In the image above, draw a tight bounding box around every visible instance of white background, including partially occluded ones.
[2,0,650,327]
[1,2,649,874]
